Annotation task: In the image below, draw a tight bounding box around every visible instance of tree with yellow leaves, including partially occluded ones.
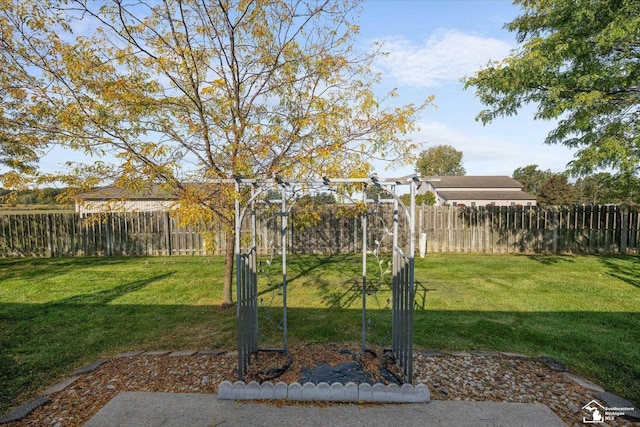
[0,0,432,305]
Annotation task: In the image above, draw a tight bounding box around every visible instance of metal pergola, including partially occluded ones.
[229,175,420,384]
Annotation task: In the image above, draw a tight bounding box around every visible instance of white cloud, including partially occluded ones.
[410,121,576,176]
[373,30,512,88]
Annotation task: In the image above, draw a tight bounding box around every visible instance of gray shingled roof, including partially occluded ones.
[421,176,524,189]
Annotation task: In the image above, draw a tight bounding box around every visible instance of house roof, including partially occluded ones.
[421,176,524,189]
[438,190,537,201]
[79,185,178,201]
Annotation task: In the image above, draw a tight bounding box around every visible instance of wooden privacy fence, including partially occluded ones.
[1,205,639,257]
[0,212,219,257]
[420,205,639,254]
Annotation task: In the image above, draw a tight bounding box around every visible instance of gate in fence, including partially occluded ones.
[231,176,421,384]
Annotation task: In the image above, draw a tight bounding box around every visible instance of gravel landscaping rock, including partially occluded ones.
[2,345,638,426]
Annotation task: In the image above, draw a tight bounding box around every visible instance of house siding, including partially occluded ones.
[76,199,174,214]
[75,185,178,214]
[420,176,537,207]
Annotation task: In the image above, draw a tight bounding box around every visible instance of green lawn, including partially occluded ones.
[0,253,639,414]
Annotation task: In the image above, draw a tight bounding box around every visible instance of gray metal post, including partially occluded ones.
[251,188,258,347]
[407,179,417,382]
[410,180,416,257]
[234,181,244,380]
[361,187,368,354]
[392,186,399,354]
[281,184,288,353]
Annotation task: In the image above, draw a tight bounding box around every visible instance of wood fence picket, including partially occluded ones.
[0,205,638,257]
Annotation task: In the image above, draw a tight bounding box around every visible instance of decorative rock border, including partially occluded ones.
[0,397,51,424]
[73,359,109,375]
[217,381,430,403]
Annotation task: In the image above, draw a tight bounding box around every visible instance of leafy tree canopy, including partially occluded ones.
[0,187,65,205]
[465,0,640,178]
[575,172,640,205]
[512,164,554,195]
[415,144,465,176]
[574,173,615,204]
[1,0,430,190]
[537,174,577,206]
[401,192,434,206]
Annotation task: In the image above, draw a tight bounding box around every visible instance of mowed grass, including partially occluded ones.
[0,253,639,414]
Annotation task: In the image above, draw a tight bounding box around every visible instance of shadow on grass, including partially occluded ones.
[525,254,578,265]
[0,257,144,282]
[282,253,359,284]
[255,254,359,299]
[57,273,176,305]
[0,272,236,414]
[2,252,640,414]
[319,278,376,309]
[2,300,639,413]
[598,255,640,289]
[316,278,434,311]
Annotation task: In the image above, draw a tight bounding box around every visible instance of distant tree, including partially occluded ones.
[537,174,577,206]
[263,189,282,203]
[417,192,435,206]
[364,185,386,201]
[416,191,436,206]
[513,165,554,195]
[574,172,640,205]
[608,172,640,205]
[574,173,613,205]
[415,145,465,176]
[311,192,336,205]
[40,188,63,205]
[401,192,434,206]
[0,188,65,205]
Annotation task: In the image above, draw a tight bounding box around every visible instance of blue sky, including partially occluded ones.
[357,0,577,177]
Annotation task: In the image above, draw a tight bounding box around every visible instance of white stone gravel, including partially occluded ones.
[413,352,638,426]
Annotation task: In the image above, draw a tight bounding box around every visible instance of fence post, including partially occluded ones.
[105,213,113,256]
[79,214,86,256]
[620,206,628,254]
[551,207,559,253]
[164,212,172,255]
[46,214,55,258]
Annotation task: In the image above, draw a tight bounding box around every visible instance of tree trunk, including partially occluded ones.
[222,228,235,307]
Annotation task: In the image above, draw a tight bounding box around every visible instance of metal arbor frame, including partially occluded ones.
[231,176,420,383]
